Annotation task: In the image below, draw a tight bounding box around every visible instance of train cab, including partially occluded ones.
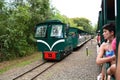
[35,20,73,60]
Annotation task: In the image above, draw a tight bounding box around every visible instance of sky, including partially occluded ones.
[51,0,102,25]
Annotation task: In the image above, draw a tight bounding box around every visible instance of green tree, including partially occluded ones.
[71,17,93,33]
[0,0,6,35]
[0,0,55,61]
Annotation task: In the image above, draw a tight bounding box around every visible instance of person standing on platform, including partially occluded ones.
[97,33,101,47]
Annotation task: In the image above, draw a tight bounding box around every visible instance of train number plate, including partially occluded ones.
[44,51,56,59]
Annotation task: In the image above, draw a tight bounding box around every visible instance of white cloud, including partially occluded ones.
[51,0,102,25]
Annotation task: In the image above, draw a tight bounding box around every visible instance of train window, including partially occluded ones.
[50,25,63,38]
[35,25,47,37]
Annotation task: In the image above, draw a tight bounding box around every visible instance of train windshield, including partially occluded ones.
[50,25,63,38]
[35,25,47,37]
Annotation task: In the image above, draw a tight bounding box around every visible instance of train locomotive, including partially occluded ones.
[34,20,91,61]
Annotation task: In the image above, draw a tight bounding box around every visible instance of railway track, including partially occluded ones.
[13,61,57,80]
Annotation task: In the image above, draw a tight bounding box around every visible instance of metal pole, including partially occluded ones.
[86,47,88,56]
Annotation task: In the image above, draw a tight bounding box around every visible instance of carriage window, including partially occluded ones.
[50,25,63,38]
[35,25,47,37]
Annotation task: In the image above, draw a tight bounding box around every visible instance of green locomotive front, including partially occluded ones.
[35,20,73,60]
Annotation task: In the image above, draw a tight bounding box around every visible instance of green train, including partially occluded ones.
[97,0,120,80]
[34,20,91,61]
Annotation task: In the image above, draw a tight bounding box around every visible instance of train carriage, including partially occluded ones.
[69,27,91,49]
[68,27,79,49]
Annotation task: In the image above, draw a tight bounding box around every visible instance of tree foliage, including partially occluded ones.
[0,0,52,61]
[71,17,93,33]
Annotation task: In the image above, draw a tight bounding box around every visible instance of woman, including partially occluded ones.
[96,23,116,80]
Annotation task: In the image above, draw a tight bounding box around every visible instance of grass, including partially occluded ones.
[0,52,42,74]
